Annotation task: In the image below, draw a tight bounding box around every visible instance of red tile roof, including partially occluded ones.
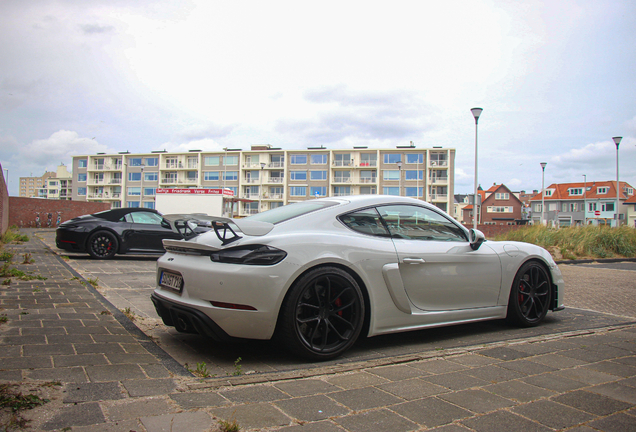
[530,181,634,201]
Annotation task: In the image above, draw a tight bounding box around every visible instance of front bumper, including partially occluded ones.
[55,228,87,252]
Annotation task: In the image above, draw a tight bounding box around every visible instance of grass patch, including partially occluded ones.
[0,384,50,431]
[0,263,47,281]
[0,226,28,245]
[186,361,214,378]
[121,307,137,322]
[21,253,34,264]
[0,252,13,262]
[494,225,636,259]
[218,416,240,432]
[87,277,99,287]
[0,315,7,324]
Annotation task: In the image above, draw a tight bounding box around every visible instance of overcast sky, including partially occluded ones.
[1,0,635,197]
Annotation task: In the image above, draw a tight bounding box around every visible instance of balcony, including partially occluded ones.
[359,177,377,184]
[333,160,353,167]
[358,162,377,167]
[269,161,284,168]
[429,177,448,184]
[429,194,448,201]
[265,177,284,183]
[429,160,448,167]
[243,178,261,184]
[265,193,283,199]
[332,177,352,184]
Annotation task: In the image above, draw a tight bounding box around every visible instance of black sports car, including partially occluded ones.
[56,208,206,259]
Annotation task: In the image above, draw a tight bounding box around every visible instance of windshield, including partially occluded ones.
[246,200,339,224]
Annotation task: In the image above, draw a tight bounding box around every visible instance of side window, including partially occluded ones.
[339,208,390,237]
[377,205,467,242]
[129,212,163,224]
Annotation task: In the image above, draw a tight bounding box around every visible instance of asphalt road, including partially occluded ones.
[34,229,636,377]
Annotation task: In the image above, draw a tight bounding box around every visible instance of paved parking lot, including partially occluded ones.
[34,229,636,377]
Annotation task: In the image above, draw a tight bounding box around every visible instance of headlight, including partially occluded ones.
[210,245,287,265]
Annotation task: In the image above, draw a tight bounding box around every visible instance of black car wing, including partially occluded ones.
[162,214,274,245]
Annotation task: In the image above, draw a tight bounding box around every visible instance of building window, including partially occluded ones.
[406,153,423,164]
[588,202,597,211]
[333,186,351,196]
[545,190,553,196]
[334,154,351,166]
[143,202,155,209]
[383,187,399,196]
[360,153,377,166]
[568,188,583,195]
[310,154,327,164]
[290,171,307,181]
[128,172,141,181]
[310,186,327,197]
[405,170,422,180]
[290,154,307,165]
[144,172,158,182]
[223,171,238,181]
[601,202,615,212]
[310,170,327,180]
[290,186,307,196]
[145,157,158,166]
[535,203,542,212]
[77,173,87,182]
[360,186,376,194]
[383,170,400,181]
[597,187,608,194]
[495,192,510,200]
[78,159,87,168]
[405,187,423,197]
[77,187,87,196]
[204,171,219,181]
[487,206,513,213]
[127,201,140,208]
[129,158,143,166]
[144,188,156,196]
[128,187,141,196]
[205,156,220,166]
[383,154,401,164]
[224,155,238,166]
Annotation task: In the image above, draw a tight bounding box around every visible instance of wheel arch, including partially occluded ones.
[85,227,123,254]
[273,261,372,341]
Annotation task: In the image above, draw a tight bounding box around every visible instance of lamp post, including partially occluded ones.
[140,165,144,208]
[613,136,622,227]
[582,174,587,225]
[3,169,7,195]
[471,107,483,229]
[259,162,266,213]
[540,162,547,225]
[396,160,403,196]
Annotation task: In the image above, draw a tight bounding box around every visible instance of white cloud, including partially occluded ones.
[20,130,111,165]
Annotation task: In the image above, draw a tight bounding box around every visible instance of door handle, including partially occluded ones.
[403,258,426,264]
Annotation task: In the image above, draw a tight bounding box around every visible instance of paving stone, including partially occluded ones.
[423,371,489,391]
[63,382,125,403]
[105,352,159,364]
[86,364,147,381]
[463,364,526,383]
[527,353,589,368]
[439,388,515,413]
[278,420,347,431]
[497,359,558,376]
[512,399,594,429]
[553,366,620,385]
[275,394,350,422]
[511,339,579,355]
[212,402,292,429]
[552,390,632,416]
[560,347,624,363]
[584,361,636,378]
[522,372,588,392]
[27,366,88,383]
[170,391,229,408]
[41,401,105,430]
[588,413,636,432]
[75,343,126,354]
[23,343,75,356]
[325,371,390,389]
[426,425,474,432]
[21,327,66,336]
[140,411,212,432]
[447,353,500,367]
[141,363,172,378]
[92,334,137,343]
[588,382,636,404]
[377,377,450,400]
[461,409,552,432]
[106,398,175,421]
[54,353,109,367]
[0,370,22,380]
[613,356,636,367]
[47,334,94,344]
[334,408,418,432]
[392,396,473,427]
[478,346,531,360]
[366,364,428,381]
[220,384,290,403]
[328,386,403,410]
[483,380,556,402]
[66,419,142,432]
[411,358,470,374]
[123,378,177,397]
[274,379,340,397]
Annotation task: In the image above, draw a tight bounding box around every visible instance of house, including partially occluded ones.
[461,187,485,226]
[623,194,636,228]
[480,184,525,226]
[530,181,635,227]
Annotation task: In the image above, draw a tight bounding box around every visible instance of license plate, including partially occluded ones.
[160,271,183,293]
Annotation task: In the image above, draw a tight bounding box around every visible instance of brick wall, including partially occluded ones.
[461,223,524,239]
[0,164,8,235]
[8,197,110,228]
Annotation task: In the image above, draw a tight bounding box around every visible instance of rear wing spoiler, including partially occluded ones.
[162,214,274,245]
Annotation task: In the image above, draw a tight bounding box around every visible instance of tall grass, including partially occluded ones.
[493,225,636,259]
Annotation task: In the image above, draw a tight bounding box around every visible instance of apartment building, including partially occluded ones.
[71,145,455,216]
[19,171,56,198]
[530,180,635,227]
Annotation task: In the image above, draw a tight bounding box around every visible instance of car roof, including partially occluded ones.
[91,208,160,222]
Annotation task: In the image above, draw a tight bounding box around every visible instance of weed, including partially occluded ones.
[218,414,240,432]
[100,310,112,315]
[32,288,41,293]
[232,357,243,376]
[70,276,79,281]
[0,315,7,324]
[121,307,136,322]
[0,227,28,245]
[0,384,49,411]
[0,252,13,262]
[40,382,61,388]
[2,279,10,285]
[87,277,99,287]
[20,312,28,315]
[186,362,213,378]
[21,253,34,264]
[0,263,46,281]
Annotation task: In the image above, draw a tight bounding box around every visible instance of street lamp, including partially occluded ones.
[259,162,266,213]
[582,174,587,225]
[3,169,7,195]
[140,165,145,208]
[613,136,622,227]
[396,160,403,196]
[540,162,547,226]
[471,107,483,229]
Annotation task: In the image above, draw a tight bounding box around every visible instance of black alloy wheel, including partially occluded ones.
[280,267,365,360]
[87,231,119,259]
[506,261,551,327]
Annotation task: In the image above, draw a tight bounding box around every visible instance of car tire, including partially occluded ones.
[506,260,551,327]
[87,231,119,259]
[279,266,365,361]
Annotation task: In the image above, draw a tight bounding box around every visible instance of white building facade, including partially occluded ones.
[71,145,455,217]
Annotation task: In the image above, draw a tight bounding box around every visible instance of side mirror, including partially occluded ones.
[469,229,485,251]
[161,219,171,229]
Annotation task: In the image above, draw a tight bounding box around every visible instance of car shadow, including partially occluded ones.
[63,254,160,262]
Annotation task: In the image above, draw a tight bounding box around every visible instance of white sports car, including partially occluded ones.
[151,195,564,360]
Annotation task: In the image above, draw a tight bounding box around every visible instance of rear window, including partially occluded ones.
[246,201,339,224]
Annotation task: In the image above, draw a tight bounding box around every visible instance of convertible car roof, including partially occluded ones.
[91,208,160,222]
